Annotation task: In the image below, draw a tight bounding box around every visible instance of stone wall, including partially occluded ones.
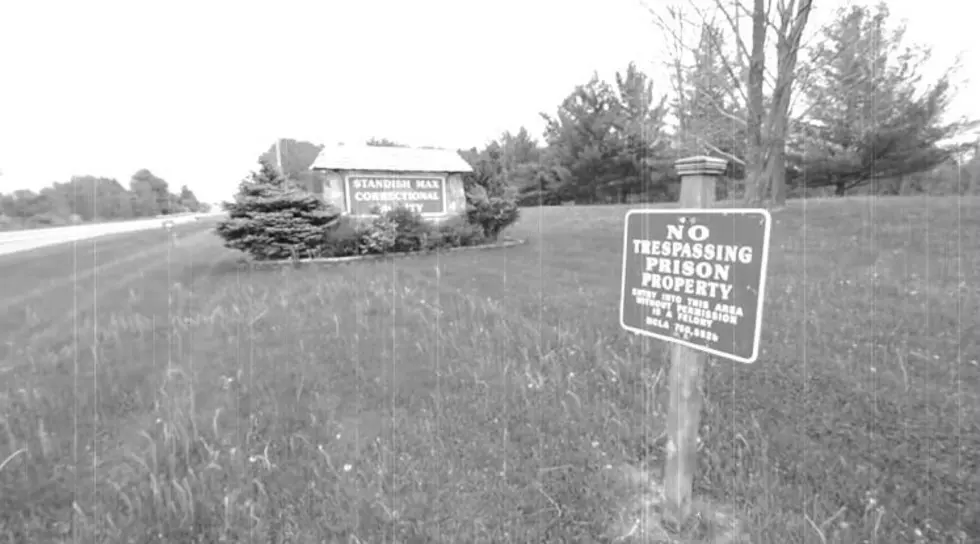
[320,171,345,210]
[445,173,467,217]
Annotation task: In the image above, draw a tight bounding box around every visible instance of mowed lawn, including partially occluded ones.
[1,197,977,543]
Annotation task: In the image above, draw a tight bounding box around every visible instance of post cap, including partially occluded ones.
[674,156,728,177]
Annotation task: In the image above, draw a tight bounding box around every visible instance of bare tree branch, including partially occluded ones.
[699,1,778,90]
[695,84,748,126]
[711,0,752,61]
[648,2,751,132]
[646,2,745,101]
[697,137,747,165]
[772,0,813,100]
[670,7,690,137]
[671,3,758,104]
[686,3,748,101]
[731,0,783,35]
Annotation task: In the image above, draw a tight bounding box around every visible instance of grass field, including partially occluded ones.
[1,196,977,543]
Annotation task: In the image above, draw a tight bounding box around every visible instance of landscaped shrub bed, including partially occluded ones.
[322,212,490,259]
[215,160,520,262]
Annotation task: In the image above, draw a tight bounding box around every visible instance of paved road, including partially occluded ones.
[0,213,224,256]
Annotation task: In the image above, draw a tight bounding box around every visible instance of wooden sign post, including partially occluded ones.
[664,156,723,527]
[619,156,772,528]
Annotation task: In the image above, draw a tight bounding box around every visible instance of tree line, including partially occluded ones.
[0,169,208,231]
[517,1,978,205]
[21,2,971,230]
[265,4,978,208]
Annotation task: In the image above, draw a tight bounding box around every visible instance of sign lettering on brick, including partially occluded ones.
[619,209,771,363]
[345,175,446,216]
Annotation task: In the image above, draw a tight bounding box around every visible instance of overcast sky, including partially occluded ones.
[0,0,976,203]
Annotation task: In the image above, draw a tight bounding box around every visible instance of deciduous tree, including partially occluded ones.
[648,0,813,207]
[178,185,203,212]
[129,169,170,215]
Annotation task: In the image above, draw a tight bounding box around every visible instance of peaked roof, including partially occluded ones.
[310,144,474,173]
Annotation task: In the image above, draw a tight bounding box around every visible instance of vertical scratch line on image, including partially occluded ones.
[955,162,964,531]
[72,231,79,533]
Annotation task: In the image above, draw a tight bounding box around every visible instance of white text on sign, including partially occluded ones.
[346,176,446,215]
[631,223,754,301]
[619,210,771,363]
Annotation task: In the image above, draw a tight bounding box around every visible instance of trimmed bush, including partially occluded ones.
[461,148,522,240]
[465,185,520,241]
[357,214,398,255]
[216,175,516,261]
[435,217,486,248]
[312,209,491,258]
[318,216,362,257]
[215,161,341,261]
[385,207,433,253]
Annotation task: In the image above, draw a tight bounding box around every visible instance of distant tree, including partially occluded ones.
[669,21,746,182]
[609,63,674,201]
[460,144,506,198]
[103,179,134,218]
[928,156,973,195]
[4,190,43,219]
[791,3,977,196]
[649,0,813,206]
[67,177,96,220]
[459,127,545,202]
[177,185,202,212]
[0,194,13,219]
[540,65,672,204]
[365,137,406,148]
[260,139,324,178]
[66,176,132,220]
[0,170,205,229]
[967,140,980,194]
[41,184,73,218]
[497,128,541,174]
[667,26,746,202]
[0,188,68,227]
[514,150,571,206]
[540,73,621,204]
[129,169,170,215]
[259,139,325,193]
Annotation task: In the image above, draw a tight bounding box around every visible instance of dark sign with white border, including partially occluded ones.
[345,175,447,216]
[619,208,771,363]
